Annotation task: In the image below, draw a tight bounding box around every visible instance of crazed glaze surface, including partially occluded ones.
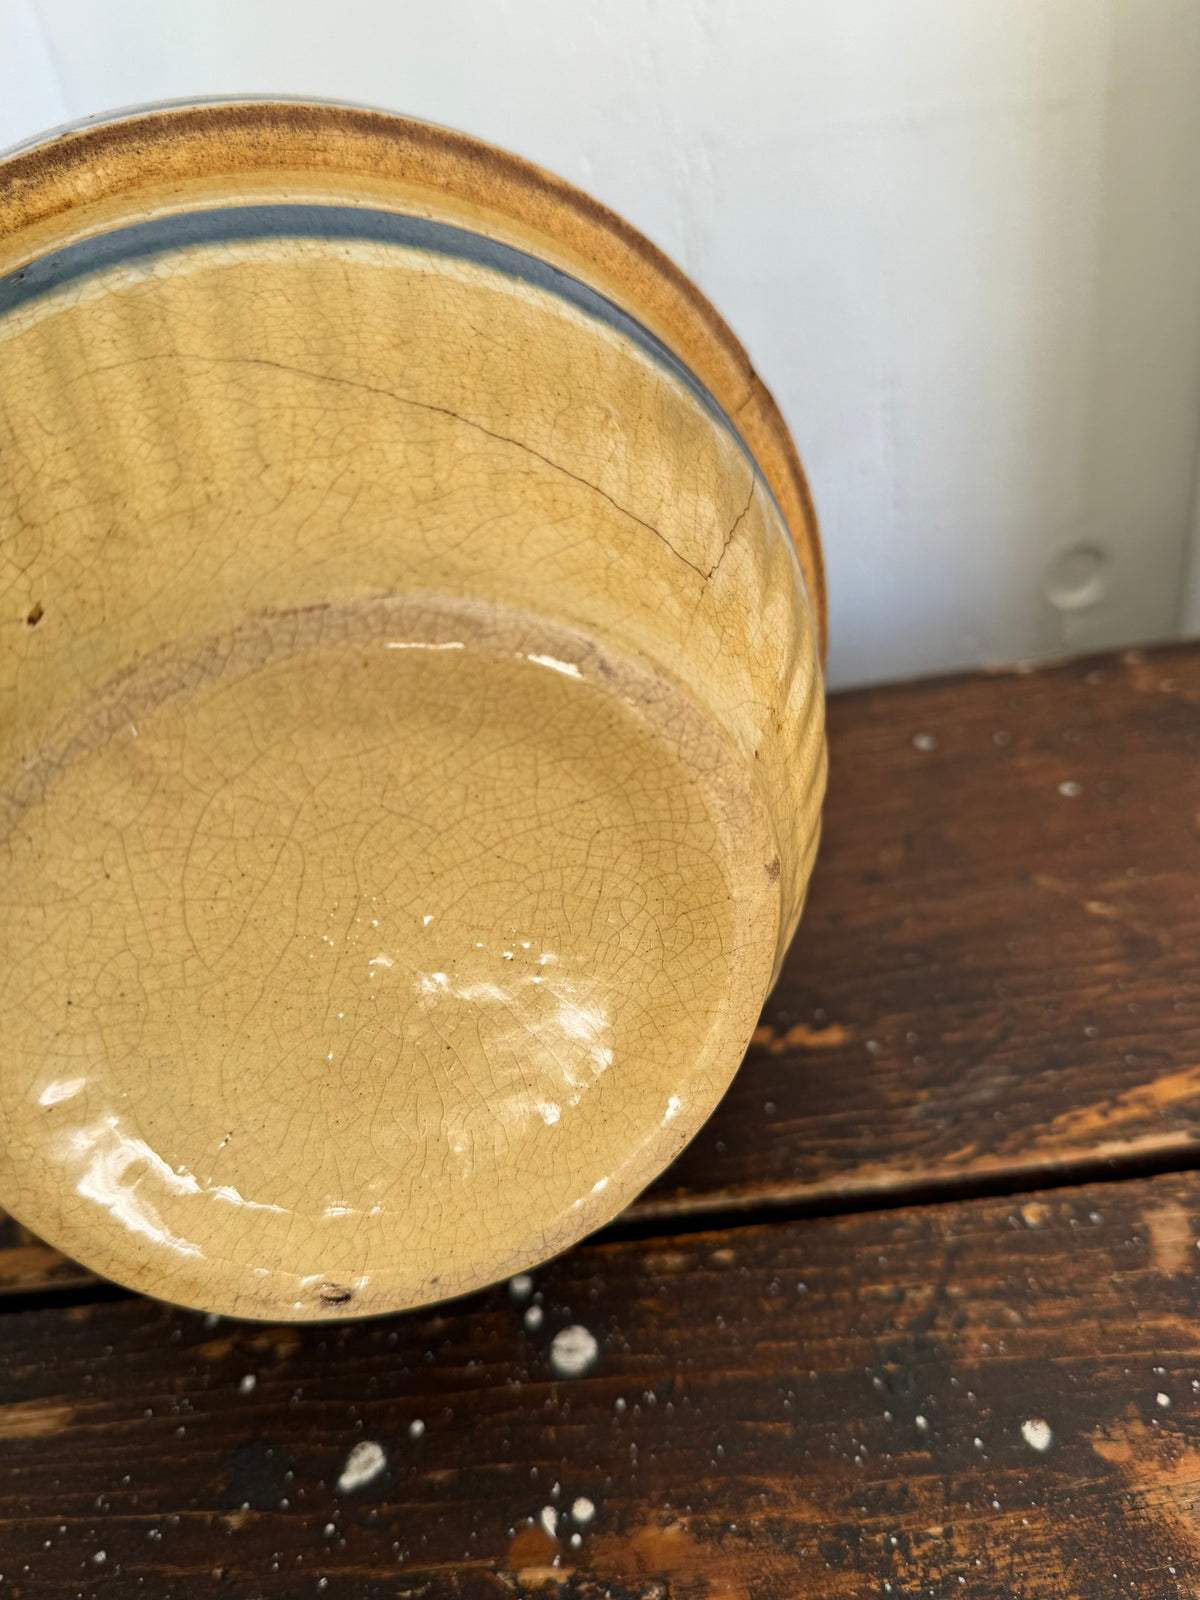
[0,105,825,1319]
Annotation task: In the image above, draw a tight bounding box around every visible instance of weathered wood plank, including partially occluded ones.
[0,1171,1199,1595]
[0,1213,93,1298]
[638,642,1200,1216]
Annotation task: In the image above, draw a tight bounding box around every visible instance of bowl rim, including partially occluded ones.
[0,95,825,658]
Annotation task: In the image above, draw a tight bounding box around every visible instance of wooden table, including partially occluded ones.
[3,643,1200,1597]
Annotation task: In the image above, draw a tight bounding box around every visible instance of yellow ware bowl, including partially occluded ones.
[0,102,826,1320]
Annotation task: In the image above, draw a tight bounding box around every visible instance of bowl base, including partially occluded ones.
[0,592,780,1317]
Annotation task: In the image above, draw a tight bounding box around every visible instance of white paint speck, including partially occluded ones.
[524,1304,545,1332]
[336,1439,387,1493]
[912,732,937,751]
[1157,1392,1172,1409]
[973,1436,984,1450]
[915,1414,929,1431]
[1058,780,1082,797]
[1021,1417,1053,1452]
[540,1505,558,1537]
[550,1323,599,1377]
[324,1522,337,1536]
[93,1552,107,1565]
[408,1418,425,1439]
[509,1273,534,1300]
[203,1313,220,1331]
[570,1531,583,1548]
[571,1496,596,1525]
[238,1373,256,1395]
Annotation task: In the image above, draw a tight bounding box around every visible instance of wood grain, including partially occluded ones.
[0,1211,92,1297]
[0,1169,1199,1596]
[637,642,1200,1217]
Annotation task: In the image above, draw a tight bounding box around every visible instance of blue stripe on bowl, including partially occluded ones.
[0,203,781,518]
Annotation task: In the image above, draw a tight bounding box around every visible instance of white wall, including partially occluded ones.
[4,0,1200,689]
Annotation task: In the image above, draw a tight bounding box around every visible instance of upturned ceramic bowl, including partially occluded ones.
[0,101,826,1320]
